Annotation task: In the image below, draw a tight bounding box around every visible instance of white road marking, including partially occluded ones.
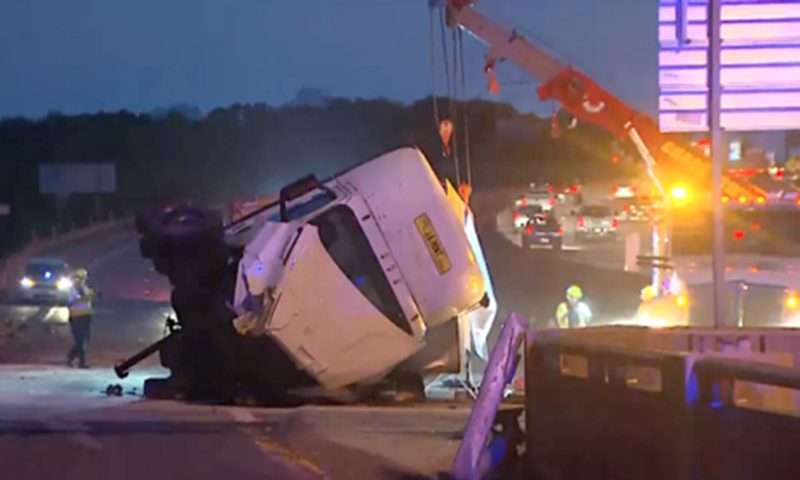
[227,407,257,423]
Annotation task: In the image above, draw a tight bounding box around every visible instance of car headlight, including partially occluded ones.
[20,277,34,289]
[57,277,73,291]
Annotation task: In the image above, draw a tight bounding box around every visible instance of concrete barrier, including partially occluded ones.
[0,217,133,294]
[525,331,800,480]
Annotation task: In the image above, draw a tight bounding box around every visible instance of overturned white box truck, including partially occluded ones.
[122,147,497,404]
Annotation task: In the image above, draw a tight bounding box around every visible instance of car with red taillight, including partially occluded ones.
[521,214,563,251]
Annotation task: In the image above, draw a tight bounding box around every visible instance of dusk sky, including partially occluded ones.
[0,0,658,119]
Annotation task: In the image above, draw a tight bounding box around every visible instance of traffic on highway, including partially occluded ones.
[3,0,800,479]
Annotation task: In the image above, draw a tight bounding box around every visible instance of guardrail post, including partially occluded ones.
[451,312,528,480]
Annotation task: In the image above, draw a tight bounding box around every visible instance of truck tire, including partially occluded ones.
[146,205,225,279]
[148,205,223,245]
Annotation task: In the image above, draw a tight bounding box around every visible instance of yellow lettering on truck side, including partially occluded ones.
[414,213,452,275]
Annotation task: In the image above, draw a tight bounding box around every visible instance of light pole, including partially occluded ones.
[708,0,727,329]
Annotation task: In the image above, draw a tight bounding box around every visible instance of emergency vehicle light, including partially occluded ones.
[787,295,799,310]
[670,186,688,201]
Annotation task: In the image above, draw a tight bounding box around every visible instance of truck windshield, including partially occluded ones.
[312,205,411,335]
[267,192,335,222]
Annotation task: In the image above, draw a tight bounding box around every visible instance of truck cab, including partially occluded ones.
[225,148,493,391]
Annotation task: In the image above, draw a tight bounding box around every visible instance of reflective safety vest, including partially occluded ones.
[556,301,591,329]
[68,284,94,317]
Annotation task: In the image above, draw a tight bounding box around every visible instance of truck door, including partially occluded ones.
[265,205,421,390]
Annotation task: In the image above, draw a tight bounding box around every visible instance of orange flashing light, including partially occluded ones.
[738,196,748,204]
[750,266,758,273]
[721,195,730,204]
[756,196,766,205]
[787,295,799,310]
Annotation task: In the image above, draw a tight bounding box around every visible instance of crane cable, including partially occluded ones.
[429,8,440,129]
[458,28,472,186]
[439,9,460,185]
[450,28,461,185]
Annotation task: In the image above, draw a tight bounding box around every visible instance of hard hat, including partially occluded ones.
[641,285,655,301]
[74,268,88,279]
[566,284,583,300]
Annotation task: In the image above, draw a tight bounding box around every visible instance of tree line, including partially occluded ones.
[0,96,618,256]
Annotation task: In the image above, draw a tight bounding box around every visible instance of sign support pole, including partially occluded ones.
[708,0,727,329]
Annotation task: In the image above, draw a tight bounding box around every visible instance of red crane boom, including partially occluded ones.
[442,1,767,204]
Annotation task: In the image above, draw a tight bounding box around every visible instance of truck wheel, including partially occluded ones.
[149,205,223,243]
[147,205,225,278]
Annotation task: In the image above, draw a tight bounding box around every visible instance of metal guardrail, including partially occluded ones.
[525,332,800,480]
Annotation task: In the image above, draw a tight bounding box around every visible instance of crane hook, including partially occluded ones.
[485,61,500,95]
[550,103,561,139]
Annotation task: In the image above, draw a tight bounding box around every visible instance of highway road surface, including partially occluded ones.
[0,365,470,479]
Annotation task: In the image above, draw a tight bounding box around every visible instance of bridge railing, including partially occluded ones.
[525,331,800,480]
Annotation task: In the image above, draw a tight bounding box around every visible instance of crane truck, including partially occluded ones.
[436,0,795,322]
[122,147,498,403]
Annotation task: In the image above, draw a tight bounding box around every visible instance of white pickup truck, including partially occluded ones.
[576,204,618,241]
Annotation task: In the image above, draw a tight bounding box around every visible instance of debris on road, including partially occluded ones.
[105,384,123,396]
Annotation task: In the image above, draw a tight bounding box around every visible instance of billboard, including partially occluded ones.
[658,0,800,132]
[39,163,116,195]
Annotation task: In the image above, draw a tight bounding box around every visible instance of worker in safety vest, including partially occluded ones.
[66,268,95,368]
[636,285,656,323]
[555,284,592,329]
